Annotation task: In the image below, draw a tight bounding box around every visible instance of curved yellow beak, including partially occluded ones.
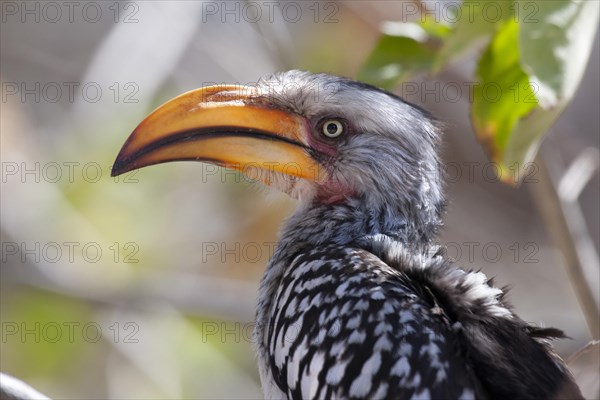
[111,85,325,183]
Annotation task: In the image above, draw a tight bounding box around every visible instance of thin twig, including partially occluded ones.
[530,151,600,339]
[567,340,600,365]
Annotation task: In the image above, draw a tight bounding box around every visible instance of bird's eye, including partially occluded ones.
[321,120,344,138]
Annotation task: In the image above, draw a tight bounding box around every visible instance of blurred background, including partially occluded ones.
[1,1,598,399]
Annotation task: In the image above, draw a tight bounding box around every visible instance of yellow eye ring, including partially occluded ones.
[322,120,344,138]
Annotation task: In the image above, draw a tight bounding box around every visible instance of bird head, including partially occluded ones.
[112,71,443,235]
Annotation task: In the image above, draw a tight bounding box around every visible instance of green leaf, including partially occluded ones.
[471,19,538,182]
[519,0,600,107]
[358,21,447,89]
[418,16,453,38]
[358,1,598,183]
[503,106,560,173]
[471,0,599,183]
[432,0,514,72]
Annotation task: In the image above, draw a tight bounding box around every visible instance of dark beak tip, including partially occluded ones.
[110,164,120,177]
[111,140,136,177]
[111,156,129,177]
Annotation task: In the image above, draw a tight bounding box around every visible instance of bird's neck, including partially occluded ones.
[276,196,442,256]
[255,197,442,345]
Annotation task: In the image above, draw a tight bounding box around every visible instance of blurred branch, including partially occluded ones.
[0,373,50,400]
[3,257,256,322]
[251,0,294,68]
[558,147,600,203]
[530,149,600,339]
[567,340,600,365]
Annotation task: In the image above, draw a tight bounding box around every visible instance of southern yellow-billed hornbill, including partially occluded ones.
[112,71,582,399]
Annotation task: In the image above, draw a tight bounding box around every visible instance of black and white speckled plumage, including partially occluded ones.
[243,71,583,399]
[265,243,479,399]
[258,229,581,399]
